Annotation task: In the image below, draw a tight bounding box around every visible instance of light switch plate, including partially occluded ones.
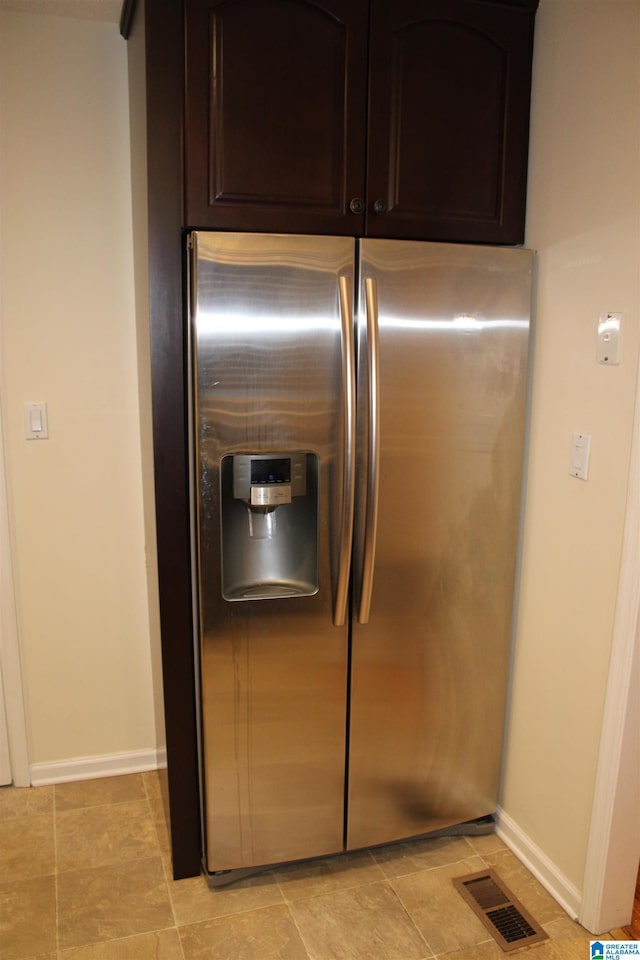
[598,313,622,364]
[570,432,591,480]
[25,402,49,440]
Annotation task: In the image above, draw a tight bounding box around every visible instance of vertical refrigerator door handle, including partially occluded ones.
[334,275,356,627]
[359,277,380,625]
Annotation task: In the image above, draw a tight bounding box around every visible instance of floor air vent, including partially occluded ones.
[453,869,549,953]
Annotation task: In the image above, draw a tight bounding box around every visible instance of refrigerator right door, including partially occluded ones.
[347,239,533,850]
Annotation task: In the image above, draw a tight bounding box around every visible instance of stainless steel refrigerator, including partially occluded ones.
[189,231,533,882]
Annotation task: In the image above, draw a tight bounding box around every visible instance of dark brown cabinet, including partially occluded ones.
[185,0,369,235]
[367,0,537,242]
[185,0,538,243]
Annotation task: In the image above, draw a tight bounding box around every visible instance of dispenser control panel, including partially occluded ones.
[232,453,307,506]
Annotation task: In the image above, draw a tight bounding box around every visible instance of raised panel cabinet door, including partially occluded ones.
[185,0,368,234]
[366,0,537,244]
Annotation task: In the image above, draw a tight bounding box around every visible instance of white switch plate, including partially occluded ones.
[598,313,622,364]
[570,432,591,480]
[25,402,49,440]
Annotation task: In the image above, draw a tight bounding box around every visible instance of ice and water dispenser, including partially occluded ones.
[220,452,319,600]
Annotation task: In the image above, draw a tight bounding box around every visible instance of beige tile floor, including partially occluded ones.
[0,771,617,959]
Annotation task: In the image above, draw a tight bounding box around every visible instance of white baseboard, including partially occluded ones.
[496,806,582,921]
[30,747,167,786]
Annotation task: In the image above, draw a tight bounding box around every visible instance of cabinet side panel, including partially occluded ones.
[143,0,202,878]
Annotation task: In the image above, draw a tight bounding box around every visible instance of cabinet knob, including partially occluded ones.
[373,199,388,215]
[349,197,365,215]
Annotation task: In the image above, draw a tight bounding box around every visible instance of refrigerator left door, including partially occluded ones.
[190,232,354,874]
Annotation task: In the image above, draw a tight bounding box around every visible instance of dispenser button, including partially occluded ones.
[250,485,292,506]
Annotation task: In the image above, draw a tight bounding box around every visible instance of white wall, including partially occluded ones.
[0,11,161,774]
[501,0,640,906]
